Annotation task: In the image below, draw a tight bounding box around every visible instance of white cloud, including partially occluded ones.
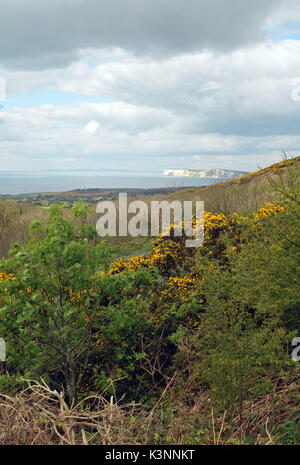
[50,40,300,138]
[3,40,300,136]
[85,120,100,134]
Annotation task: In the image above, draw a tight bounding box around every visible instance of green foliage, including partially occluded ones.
[80,267,165,402]
[0,203,112,403]
[172,261,292,413]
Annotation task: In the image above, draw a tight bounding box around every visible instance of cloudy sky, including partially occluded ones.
[0,0,300,173]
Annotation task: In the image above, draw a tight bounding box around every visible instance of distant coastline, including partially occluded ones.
[0,172,218,196]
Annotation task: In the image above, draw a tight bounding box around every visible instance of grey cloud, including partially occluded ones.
[195,112,300,137]
[0,0,286,69]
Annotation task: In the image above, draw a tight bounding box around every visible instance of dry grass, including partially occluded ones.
[0,378,298,445]
[0,201,48,257]
[0,379,146,445]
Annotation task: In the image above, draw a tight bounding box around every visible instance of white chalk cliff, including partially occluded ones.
[163,168,248,180]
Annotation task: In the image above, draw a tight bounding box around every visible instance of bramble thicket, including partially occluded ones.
[0,161,299,445]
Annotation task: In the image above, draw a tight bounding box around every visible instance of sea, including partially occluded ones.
[0,171,219,195]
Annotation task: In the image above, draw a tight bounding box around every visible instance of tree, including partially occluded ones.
[0,202,111,404]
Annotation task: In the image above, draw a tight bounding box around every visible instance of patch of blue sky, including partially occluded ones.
[267,21,300,42]
[2,89,113,112]
[87,61,99,68]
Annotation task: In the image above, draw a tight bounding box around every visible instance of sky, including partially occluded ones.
[0,0,300,173]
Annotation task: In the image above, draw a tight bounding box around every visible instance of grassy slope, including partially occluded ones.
[154,155,300,215]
